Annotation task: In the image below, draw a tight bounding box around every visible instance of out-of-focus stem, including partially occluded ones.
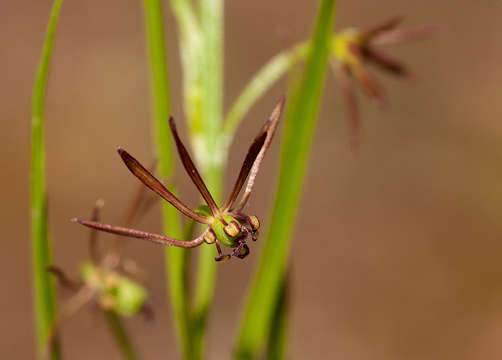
[234,0,338,358]
[142,1,186,358]
[30,0,63,358]
[104,310,139,360]
[190,1,224,359]
[223,43,308,141]
[266,274,290,360]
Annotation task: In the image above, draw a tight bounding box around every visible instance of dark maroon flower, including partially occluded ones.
[73,97,285,262]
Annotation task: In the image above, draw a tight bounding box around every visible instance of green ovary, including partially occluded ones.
[212,215,241,247]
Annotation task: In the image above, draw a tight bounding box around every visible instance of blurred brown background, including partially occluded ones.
[3,0,502,359]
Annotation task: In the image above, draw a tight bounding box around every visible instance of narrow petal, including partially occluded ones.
[338,65,361,153]
[118,148,211,224]
[234,96,285,212]
[362,46,410,77]
[371,24,438,46]
[222,133,266,211]
[168,117,220,216]
[123,159,157,227]
[362,16,404,41]
[350,59,387,106]
[73,218,206,248]
[46,265,81,290]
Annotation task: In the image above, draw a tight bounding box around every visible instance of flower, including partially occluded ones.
[73,97,285,262]
[331,17,435,150]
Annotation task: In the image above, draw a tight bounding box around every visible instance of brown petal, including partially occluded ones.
[232,96,285,212]
[73,218,206,248]
[371,24,438,46]
[351,62,387,106]
[362,46,410,77]
[46,265,81,291]
[338,65,361,153]
[118,148,212,224]
[168,117,220,216]
[362,16,404,42]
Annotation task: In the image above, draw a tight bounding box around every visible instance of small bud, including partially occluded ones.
[247,216,260,231]
[224,221,241,238]
[204,229,216,244]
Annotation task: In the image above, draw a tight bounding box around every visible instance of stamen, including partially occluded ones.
[224,221,241,237]
[247,216,260,231]
[237,244,250,259]
[204,229,217,244]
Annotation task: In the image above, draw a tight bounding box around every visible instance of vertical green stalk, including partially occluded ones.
[190,1,224,359]
[104,310,138,360]
[235,1,338,358]
[142,0,186,357]
[30,1,63,358]
[266,274,289,360]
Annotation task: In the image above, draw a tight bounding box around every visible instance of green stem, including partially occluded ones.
[189,0,224,359]
[31,1,63,358]
[104,310,139,360]
[234,1,338,358]
[141,1,186,358]
[223,42,308,140]
[266,273,289,360]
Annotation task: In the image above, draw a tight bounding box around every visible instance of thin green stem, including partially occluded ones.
[141,1,186,358]
[104,310,139,360]
[223,43,308,140]
[234,1,338,358]
[31,1,63,358]
[170,0,203,136]
[189,1,224,359]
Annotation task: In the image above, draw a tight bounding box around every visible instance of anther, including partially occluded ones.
[204,229,217,244]
[215,254,231,262]
[237,244,250,259]
[224,221,241,237]
[247,216,260,231]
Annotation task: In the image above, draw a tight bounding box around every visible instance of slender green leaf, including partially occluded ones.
[189,1,224,359]
[30,1,63,358]
[223,43,308,140]
[235,1,338,358]
[266,273,290,360]
[104,310,139,360]
[141,1,187,357]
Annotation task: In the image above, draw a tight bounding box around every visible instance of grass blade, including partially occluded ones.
[30,1,63,358]
[189,1,224,359]
[141,0,187,357]
[223,43,308,140]
[265,273,289,360]
[104,310,139,360]
[234,1,338,358]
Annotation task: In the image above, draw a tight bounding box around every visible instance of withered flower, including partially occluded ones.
[331,17,435,150]
[73,97,285,262]
[46,185,155,356]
